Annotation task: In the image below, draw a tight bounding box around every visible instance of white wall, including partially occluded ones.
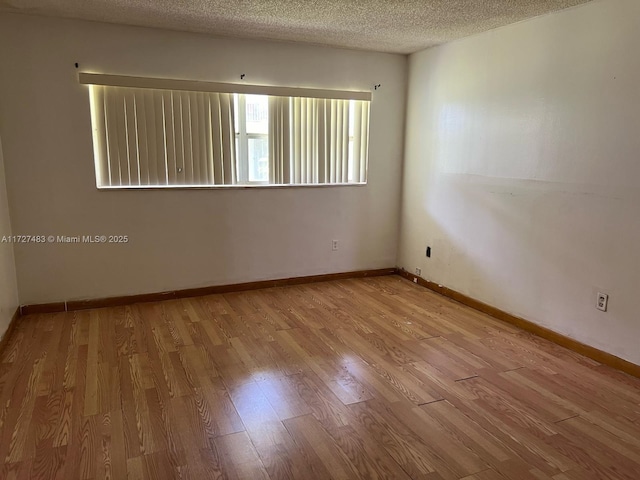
[400,0,640,364]
[0,13,406,305]
[0,136,19,336]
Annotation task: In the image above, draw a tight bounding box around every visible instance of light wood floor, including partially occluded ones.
[1,275,639,480]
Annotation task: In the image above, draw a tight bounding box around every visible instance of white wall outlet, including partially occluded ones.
[415,267,422,276]
[596,292,608,312]
[332,240,339,251]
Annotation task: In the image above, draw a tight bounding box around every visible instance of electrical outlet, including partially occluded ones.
[332,240,338,251]
[596,292,608,312]
[415,267,422,276]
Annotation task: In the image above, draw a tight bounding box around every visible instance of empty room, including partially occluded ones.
[0,0,639,478]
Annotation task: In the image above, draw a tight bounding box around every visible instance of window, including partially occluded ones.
[235,94,269,184]
[81,74,370,188]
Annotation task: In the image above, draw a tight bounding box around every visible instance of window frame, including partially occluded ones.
[235,93,270,185]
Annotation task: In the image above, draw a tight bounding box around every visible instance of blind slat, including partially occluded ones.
[193,92,206,184]
[174,93,186,184]
[292,98,301,184]
[330,101,337,183]
[89,86,110,186]
[219,93,236,185]
[317,100,326,184]
[183,92,195,185]
[311,99,317,183]
[209,93,223,185]
[135,91,150,185]
[190,93,200,184]
[152,91,168,185]
[113,91,129,185]
[301,99,307,183]
[123,91,138,185]
[180,92,194,184]
[204,94,214,184]
[268,96,291,184]
[143,90,159,185]
[353,101,363,183]
[341,102,349,183]
[163,91,178,185]
[104,88,122,186]
[359,101,370,183]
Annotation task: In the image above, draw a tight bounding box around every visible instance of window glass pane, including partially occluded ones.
[248,136,269,182]
[245,95,269,134]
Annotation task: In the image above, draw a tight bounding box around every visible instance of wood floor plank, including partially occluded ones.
[283,414,359,480]
[421,400,513,464]
[349,399,443,479]
[29,445,67,480]
[321,422,414,480]
[257,375,313,421]
[245,420,316,480]
[0,275,639,479]
[389,401,489,477]
[213,431,270,480]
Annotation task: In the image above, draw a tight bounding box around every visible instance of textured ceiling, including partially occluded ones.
[0,0,593,54]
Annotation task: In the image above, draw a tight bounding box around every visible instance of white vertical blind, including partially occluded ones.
[268,96,291,184]
[291,97,321,184]
[87,80,369,188]
[324,99,350,184]
[287,97,369,185]
[352,100,370,184]
[89,85,236,187]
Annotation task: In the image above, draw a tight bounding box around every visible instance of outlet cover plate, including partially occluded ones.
[597,292,608,312]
